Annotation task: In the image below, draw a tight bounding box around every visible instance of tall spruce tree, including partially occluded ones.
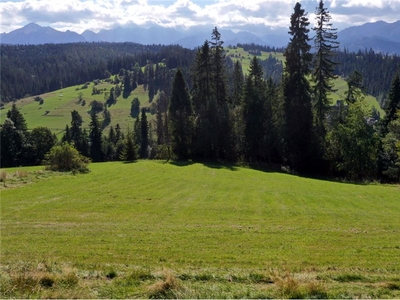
[192,41,211,114]
[89,112,103,162]
[243,56,267,162]
[232,60,244,107]
[210,27,232,159]
[140,108,149,158]
[382,73,400,131]
[210,27,226,106]
[191,41,214,159]
[120,128,137,162]
[283,2,314,173]
[312,0,339,137]
[169,69,194,160]
[70,110,89,157]
[7,103,27,132]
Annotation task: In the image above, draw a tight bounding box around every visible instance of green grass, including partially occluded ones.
[1,161,399,298]
[225,47,285,75]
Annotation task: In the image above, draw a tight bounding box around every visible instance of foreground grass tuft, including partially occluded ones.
[147,270,183,299]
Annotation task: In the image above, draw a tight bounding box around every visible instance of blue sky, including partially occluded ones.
[1,0,399,34]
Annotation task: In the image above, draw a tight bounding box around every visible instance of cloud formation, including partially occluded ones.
[1,0,399,34]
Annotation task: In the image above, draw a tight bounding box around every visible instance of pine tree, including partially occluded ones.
[115,123,123,142]
[169,69,194,160]
[89,112,103,162]
[192,40,212,114]
[210,27,232,159]
[243,56,267,161]
[121,128,137,162]
[312,0,339,137]
[232,60,244,107]
[382,73,400,131]
[345,71,364,105]
[211,27,227,106]
[133,115,141,147]
[108,126,116,145]
[69,110,89,156]
[62,125,71,143]
[7,103,27,132]
[283,2,314,173]
[140,108,149,158]
[123,70,132,98]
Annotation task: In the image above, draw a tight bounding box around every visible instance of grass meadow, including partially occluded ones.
[0,81,153,136]
[1,161,399,298]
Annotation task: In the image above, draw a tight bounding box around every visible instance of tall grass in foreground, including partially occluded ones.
[1,161,399,298]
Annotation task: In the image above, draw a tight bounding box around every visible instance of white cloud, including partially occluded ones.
[0,0,399,34]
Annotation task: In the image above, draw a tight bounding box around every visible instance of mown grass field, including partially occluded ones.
[1,161,399,298]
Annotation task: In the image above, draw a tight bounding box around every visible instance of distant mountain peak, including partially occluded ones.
[338,20,400,54]
[20,22,43,34]
[1,20,399,54]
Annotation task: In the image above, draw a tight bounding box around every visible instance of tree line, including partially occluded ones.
[1,0,399,182]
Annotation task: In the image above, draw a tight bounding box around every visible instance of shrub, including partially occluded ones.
[43,143,90,173]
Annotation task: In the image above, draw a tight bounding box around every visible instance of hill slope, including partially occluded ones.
[0,47,384,135]
[1,161,399,298]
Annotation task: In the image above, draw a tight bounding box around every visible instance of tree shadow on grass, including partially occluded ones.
[168,160,195,167]
[122,160,138,164]
[168,159,239,171]
[160,159,384,186]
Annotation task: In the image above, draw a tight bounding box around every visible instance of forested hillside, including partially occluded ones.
[1,2,400,182]
[1,41,399,105]
[0,43,195,103]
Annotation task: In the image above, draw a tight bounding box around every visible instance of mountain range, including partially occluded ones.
[1,21,400,54]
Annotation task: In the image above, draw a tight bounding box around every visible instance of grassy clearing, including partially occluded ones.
[0,82,154,135]
[225,47,284,75]
[1,161,399,298]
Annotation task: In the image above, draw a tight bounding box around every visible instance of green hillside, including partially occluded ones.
[0,81,154,135]
[0,47,384,135]
[1,161,399,298]
[225,47,384,116]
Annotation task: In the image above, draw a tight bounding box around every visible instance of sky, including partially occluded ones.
[1,0,399,34]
